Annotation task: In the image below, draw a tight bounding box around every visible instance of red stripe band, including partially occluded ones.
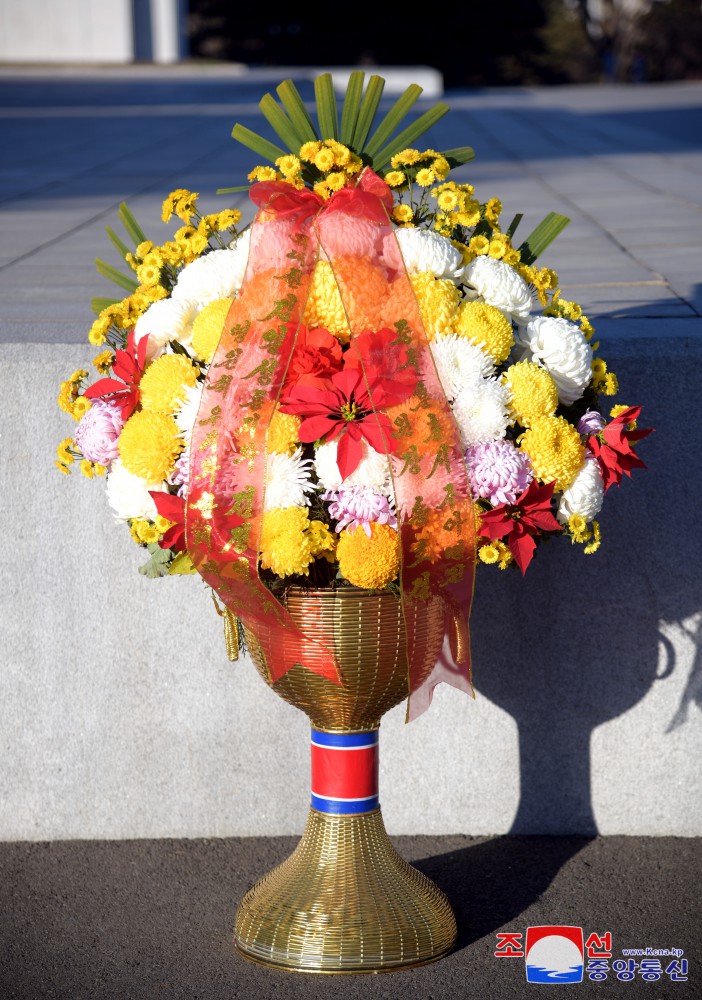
[310,729,379,806]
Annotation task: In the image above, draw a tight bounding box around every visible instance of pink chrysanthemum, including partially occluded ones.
[577,409,605,435]
[323,486,397,538]
[465,439,533,506]
[74,399,124,466]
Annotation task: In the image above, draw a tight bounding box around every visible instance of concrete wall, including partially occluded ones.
[0,1,134,64]
[1,337,700,840]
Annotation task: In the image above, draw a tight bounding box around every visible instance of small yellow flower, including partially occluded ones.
[325,170,347,192]
[437,189,459,211]
[415,168,435,187]
[56,438,75,464]
[174,190,199,224]
[488,239,507,260]
[299,141,322,162]
[591,357,607,380]
[568,512,589,542]
[496,541,513,570]
[469,235,490,255]
[313,180,331,201]
[603,372,619,396]
[93,463,107,476]
[137,262,161,287]
[135,240,154,259]
[431,155,450,181]
[479,543,500,565]
[55,461,71,475]
[485,197,502,225]
[80,459,95,479]
[247,165,280,183]
[92,349,114,374]
[71,396,92,422]
[390,148,421,168]
[216,209,242,231]
[384,170,406,188]
[584,520,601,555]
[154,515,173,535]
[314,147,335,173]
[275,154,302,179]
[160,241,183,266]
[392,204,414,224]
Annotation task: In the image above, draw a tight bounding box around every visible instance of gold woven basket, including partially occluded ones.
[236,587,456,973]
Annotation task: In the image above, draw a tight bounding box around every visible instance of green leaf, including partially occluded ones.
[95,258,139,293]
[519,212,570,265]
[231,123,287,163]
[118,203,147,246]
[259,93,304,153]
[216,185,251,195]
[364,84,424,160]
[276,79,318,143]
[314,73,339,140]
[105,225,131,262]
[340,71,364,146]
[373,103,451,170]
[138,545,172,579]
[91,296,121,315]
[506,213,523,239]
[442,146,476,168]
[169,552,197,575]
[352,75,384,151]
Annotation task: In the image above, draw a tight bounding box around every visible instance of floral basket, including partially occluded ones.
[57,72,651,971]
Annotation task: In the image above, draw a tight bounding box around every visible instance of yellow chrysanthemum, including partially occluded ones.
[308,520,337,563]
[496,540,513,570]
[314,147,335,173]
[137,262,161,287]
[119,410,184,482]
[603,372,618,395]
[160,241,183,266]
[215,209,242,231]
[392,204,413,224]
[437,189,459,212]
[80,459,95,479]
[469,235,490,255]
[266,410,301,455]
[455,300,514,364]
[247,165,280,183]
[390,148,421,167]
[139,354,200,414]
[55,461,71,476]
[72,396,92,421]
[299,141,322,162]
[503,361,559,426]
[88,315,111,346]
[384,170,406,188]
[485,197,502,225]
[337,523,400,589]
[154,514,173,535]
[584,520,601,555]
[415,168,435,187]
[609,404,636,429]
[276,154,302,178]
[190,298,234,363]
[568,512,589,542]
[410,272,460,340]
[519,415,585,491]
[92,349,114,374]
[56,438,74,464]
[259,507,314,577]
[479,543,500,565]
[303,260,349,338]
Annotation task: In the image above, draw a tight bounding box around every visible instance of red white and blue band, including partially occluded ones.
[310,728,380,815]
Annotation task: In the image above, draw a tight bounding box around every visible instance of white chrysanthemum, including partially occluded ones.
[462,256,533,323]
[134,298,198,361]
[516,315,593,406]
[451,378,511,449]
[105,459,168,522]
[263,448,315,510]
[557,453,604,524]
[389,227,464,279]
[314,439,392,492]
[172,234,250,310]
[174,381,204,443]
[430,334,496,401]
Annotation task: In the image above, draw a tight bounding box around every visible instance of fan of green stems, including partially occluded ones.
[224,71,475,192]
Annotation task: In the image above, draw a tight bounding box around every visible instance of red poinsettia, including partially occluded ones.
[587,405,653,491]
[84,330,147,420]
[149,491,186,551]
[280,367,402,481]
[282,323,343,392]
[344,327,418,404]
[479,480,562,575]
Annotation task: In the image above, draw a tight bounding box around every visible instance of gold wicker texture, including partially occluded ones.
[234,809,456,972]
[235,588,456,972]
[244,587,446,730]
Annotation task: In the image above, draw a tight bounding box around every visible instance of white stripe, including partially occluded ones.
[311,741,376,751]
[313,794,378,803]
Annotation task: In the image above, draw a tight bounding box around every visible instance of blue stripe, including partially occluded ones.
[311,793,380,815]
[311,729,378,749]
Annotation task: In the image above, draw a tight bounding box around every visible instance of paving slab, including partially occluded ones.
[0,836,698,1000]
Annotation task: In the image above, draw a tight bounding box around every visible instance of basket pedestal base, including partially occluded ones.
[234,808,457,973]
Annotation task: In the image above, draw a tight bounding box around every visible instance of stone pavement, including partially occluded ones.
[0,70,700,344]
[1,835,699,999]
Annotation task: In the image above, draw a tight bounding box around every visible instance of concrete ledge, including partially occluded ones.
[1,339,700,840]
